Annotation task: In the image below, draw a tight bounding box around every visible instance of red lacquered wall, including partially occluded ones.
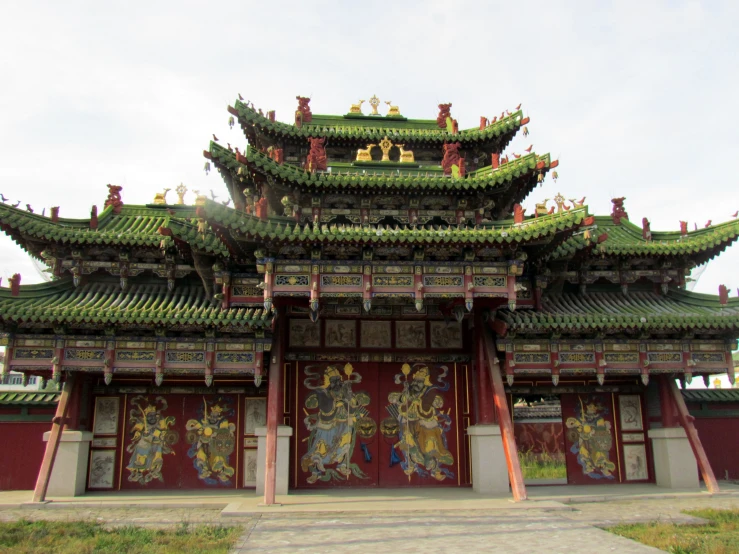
[0,422,50,490]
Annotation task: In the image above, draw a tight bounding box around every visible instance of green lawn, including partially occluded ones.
[0,520,241,554]
[518,449,567,480]
[609,509,739,554]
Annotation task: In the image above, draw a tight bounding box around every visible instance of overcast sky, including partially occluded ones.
[1,0,738,298]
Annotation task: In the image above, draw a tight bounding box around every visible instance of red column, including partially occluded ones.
[263,307,285,506]
[482,327,527,501]
[658,375,678,428]
[475,316,495,424]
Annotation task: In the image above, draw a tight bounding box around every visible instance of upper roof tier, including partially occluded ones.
[230,98,527,149]
[206,142,557,215]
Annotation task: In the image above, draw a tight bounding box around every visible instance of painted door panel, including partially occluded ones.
[294,362,463,488]
[114,393,241,490]
[561,393,620,485]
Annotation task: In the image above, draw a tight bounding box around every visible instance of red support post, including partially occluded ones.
[263,307,285,506]
[658,375,678,428]
[482,326,527,501]
[667,378,720,493]
[32,373,76,503]
[475,315,495,424]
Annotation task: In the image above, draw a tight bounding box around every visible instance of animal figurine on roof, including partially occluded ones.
[295,96,312,126]
[610,197,629,225]
[385,101,401,116]
[349,100,365,114]
[437,103,452,129]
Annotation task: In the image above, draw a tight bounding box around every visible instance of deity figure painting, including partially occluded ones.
[383,364,455,481]
[185,397,236,485]
[125,396,179,484]
[565,396,616,479]
[301,364,374,483]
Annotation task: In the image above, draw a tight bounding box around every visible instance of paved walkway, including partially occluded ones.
[0,485,737,553]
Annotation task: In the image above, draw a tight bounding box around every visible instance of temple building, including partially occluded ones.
[1,94,738,502]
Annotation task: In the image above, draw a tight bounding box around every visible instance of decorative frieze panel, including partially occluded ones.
[215,352,255,364]
[372,275,413,287]
[116,351,156,362]
[473,276,506,287]
[274,274,310,286]
[321,275,362,287]
[116,341,156,350]
[166,351,205,363]
[422,276,463,287]
[513,353,550,364]
[691,352,726,363]
[604,353,639,364]
[232,285,261,296]
[65,349,105,361]
[558,352,595,364]
[13,348,53,359]
[646,352,682,363]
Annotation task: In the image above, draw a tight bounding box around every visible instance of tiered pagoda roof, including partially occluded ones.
[0,93,737,385]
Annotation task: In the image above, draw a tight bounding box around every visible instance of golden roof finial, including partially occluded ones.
[368,95,380,116]
[378,136,393,162]
[175,183,188,205]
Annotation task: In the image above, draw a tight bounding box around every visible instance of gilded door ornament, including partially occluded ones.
[565,396,616,479]
[185,397,237,485]
[125,396,179,484]
[301,364,374,483]
[383,364,454,481]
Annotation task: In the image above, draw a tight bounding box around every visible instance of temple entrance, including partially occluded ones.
[514,391,652,486]
[292,362,467,488]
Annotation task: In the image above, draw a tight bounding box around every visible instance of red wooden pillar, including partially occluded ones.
[482,326,527,501]
[32,373,76,503]
[657,375,678,428]
[475,314,495,424]
[263,307,285,506]
[667,378,720,493]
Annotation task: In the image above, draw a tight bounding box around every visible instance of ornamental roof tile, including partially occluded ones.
[681,389,739,402]
[548,216,739,263]
[499,289,739,332]
[0,279,271,329]
[199,200,588,247]
[0,203,200,256]
[207,143,554,192]
[0,391,59,405]
[232,100,525,145]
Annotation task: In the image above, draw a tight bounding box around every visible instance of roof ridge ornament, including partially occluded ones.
[368,95,381,116]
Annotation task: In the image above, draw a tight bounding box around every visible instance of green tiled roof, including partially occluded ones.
[159,217,230,257]
[499,289,739,332]
[0,279,271,329]
[201,200,589,246]
[548,216,739,262]
[0,392,59,406]
[208,143,553,192]
[233,100,525,145]
[0,203,201,255]
[682,389,739,402]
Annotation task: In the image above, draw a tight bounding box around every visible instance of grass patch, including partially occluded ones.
[609,508,739,554]
[518,449,567,480]
[0,519,241,554]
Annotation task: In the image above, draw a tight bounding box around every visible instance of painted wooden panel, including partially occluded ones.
[293,362,465,488]
[561,393,620,485]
